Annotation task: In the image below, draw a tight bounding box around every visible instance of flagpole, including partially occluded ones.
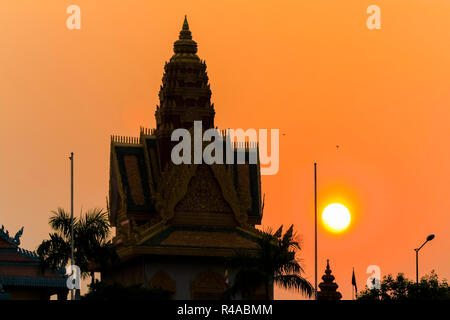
[352,268,354,300]
[352,267,357,300]
[69,152,74,301]
[314,163,317,300]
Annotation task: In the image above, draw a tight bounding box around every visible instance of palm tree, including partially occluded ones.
[226,224,313,300]
[37,208,117,287]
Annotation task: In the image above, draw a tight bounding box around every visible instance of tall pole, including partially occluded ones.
[314,163,317,300]
[70,152,74,300]
[415,249,419,284]
[414,235,435,285]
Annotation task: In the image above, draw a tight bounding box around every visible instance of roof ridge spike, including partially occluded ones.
[182,15,189,31]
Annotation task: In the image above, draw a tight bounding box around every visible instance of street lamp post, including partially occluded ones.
[69,152,74,300]
[414,234,435,284]
[314,163,317,300]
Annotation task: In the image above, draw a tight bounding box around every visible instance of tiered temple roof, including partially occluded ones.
[108,17,264,262]
[0,224,67,298]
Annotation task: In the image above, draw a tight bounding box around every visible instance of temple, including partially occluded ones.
[0,225,67,300]
[104,17,268,299]
[317,259,342,300]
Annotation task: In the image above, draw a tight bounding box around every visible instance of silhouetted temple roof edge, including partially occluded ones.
[0,224,66,274]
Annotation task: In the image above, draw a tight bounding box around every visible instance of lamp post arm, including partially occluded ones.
[416,239,429,252]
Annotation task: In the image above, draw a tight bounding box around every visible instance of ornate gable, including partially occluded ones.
[175,165,232,214]
[154,162,248,228]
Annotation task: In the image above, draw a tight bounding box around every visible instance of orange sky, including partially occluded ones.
[1,0,449,300]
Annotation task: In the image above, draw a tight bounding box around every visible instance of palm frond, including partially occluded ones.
[49,208,74,238]
[273,225,283,239]
[280,224,301,251]
[228,224,313,299]
[274,274,314,298]
[78,208,110,242]
[278,260,305,275]
[227,267,266,299]
[37,232,70,271]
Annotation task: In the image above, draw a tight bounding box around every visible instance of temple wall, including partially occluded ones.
[143,259,235,300]
[103,256,272,300]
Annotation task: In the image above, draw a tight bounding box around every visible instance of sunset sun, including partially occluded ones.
[322,203,351,233]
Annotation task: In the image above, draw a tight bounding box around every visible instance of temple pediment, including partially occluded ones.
[175,165,233,214]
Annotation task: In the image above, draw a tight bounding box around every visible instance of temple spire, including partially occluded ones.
[178,15,193,41]
[182,15,189,31]
[317,259,342,300]
[156,15,214,145]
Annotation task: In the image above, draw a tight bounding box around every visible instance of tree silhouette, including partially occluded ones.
[37,208,118,285]
[358,271,450,300]
[226,225,313,300]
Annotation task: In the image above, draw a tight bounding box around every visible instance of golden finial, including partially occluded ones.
[182,15,189,31]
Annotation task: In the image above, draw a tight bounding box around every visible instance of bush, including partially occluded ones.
[357,270,450,300]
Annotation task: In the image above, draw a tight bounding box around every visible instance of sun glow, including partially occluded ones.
[322,203,351,233]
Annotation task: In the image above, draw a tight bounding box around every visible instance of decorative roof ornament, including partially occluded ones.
[317,259,342,300]
[0,225,40,260]
[0,225,23,246]
[182,15,190,34]
[173,15,198,55]
[17,247,39,260]
[13,227,24,246]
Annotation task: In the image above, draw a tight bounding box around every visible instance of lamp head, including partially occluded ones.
[426,234,435,241]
